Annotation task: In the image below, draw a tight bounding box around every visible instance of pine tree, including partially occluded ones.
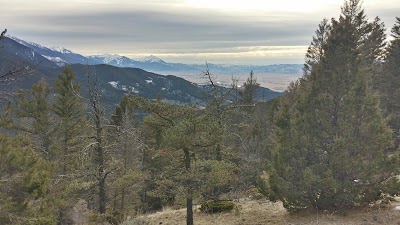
[377,17,400,150]
[14,78,54,158]
[129,96,236,225]
[109,95,144,216]
[268,0,399,211]
[304,18,331,76]
[52,66,86,224]
[0,134,55,225]
[53,66,85,175]
[238,71,260,104]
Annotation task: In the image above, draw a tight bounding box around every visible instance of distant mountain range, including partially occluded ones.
[6,36,302,90]
[0,36,283,107]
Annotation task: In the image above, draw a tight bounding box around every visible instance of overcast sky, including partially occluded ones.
[2,0,399,65]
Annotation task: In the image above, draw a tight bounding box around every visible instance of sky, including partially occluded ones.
[1,0,399,65]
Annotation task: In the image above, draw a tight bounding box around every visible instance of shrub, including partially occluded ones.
[106,211,124,225]
[200,200,235,213]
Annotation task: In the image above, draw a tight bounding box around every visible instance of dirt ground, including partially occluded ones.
[137,198,400,225]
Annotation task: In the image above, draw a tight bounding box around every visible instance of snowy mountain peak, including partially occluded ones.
[138,55,165,63]
[7,35,48,50]
[89,54,126,63]
[50,46,74,54]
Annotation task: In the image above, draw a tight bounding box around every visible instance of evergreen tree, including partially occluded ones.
[52,66,86,224]
[13,78,54,158]
[0,134,55,225]
[304,18,331,76]
[130,96,236,225]
[268,0,399,211]
[53,66,85,175]
[238,71,260,104]
[109,95,144,216]
[377,17,400,150]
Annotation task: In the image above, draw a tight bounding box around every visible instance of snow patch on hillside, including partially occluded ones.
[50,46,74,54]
[108,81,139,93]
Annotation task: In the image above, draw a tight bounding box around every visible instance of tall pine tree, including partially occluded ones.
[14,78,54,159]
[52,66,86,224]
[268,0,399,211]
[53,66,85,175]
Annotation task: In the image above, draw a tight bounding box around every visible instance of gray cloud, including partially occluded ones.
[2,0,400,64]
[10,10,315,49]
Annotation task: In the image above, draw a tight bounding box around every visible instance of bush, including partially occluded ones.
[200,200,235,213]
[106,211,124,225]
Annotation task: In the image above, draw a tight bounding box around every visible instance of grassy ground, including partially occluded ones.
[133,198,400,225]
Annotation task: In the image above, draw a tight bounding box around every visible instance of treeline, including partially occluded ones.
[0,61,267,225]
[0,0,400,225]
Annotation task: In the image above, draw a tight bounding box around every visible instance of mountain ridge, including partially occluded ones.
[0,37,282,107]
[4,35,302,91]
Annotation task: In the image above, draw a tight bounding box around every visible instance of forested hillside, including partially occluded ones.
[0,1,400,225]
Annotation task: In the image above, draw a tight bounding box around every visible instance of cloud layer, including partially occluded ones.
[2,0,399,64]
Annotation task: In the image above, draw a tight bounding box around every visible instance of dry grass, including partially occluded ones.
[137,198,400,225]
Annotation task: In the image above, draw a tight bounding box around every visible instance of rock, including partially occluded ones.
[394,206,400,211]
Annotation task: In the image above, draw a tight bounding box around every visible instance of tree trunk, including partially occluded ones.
[186,196,193,225]
[99,176,106,214]
[94,95,106,214]
[97,140,106,214]
[183,148,193,225]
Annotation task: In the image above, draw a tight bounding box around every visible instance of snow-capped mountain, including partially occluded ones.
[8,36,46,50]
[42,56,69,66]
[91,54,123,63]
[88,54,138,67]
[50,46,75,54]
[137,55,166,64]
[0,36,64,77]
[0,36,283,107]
[2,35,302,91]
[6,36,88,66]
[88,54,181,72]
[5,36,302,78]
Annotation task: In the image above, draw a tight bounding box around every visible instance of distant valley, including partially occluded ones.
[7,36,302,91]
[0,36,284,107]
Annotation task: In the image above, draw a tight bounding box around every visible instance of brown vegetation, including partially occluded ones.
[135,198,400,225]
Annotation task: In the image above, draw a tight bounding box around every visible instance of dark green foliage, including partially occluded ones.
[0,135,55,225]
[53,66,85,174]
[238,71,260,104]
[200,200,235,213]
[375,18,400,150]
[221,100,274,190]
[304,18,330,76]
[131,93,238,224]
[109,95,144,216]
[52,66,87,224]
[14,78,54,158]
[268,0,399,211]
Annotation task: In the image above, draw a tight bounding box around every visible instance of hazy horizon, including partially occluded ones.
[2,0,399,65]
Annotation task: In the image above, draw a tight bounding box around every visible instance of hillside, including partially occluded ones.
[0,36,282,107]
